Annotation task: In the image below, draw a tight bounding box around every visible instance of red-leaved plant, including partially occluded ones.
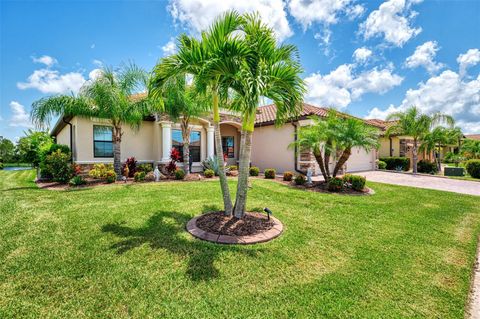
[123,157,137,177]
[166,148,181,175]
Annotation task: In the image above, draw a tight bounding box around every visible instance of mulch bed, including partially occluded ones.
[196,211,275,236]
[277,179,374,195]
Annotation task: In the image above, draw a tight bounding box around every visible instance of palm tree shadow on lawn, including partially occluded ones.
[101,210,264,282]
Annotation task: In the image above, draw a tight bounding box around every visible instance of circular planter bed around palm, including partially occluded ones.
[186,211,283,245]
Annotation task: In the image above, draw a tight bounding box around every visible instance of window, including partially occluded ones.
[93,125,113,157]
[222,136,234,158]
[172,129,201,162]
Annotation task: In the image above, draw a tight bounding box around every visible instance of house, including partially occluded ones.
[465,134,480,141]
[51,102,381,175]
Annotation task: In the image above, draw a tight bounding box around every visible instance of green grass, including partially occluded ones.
[1,162,32,167]
[1,170,479,318]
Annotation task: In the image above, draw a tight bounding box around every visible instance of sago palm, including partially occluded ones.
[150,11,246,215]
[228,13,305,218]
[31,63,155,178]
[386,106,454,174]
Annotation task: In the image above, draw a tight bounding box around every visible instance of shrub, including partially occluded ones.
[105,170,116,183]
[69,175,86,186]
[89,163,114,179]
[123,157,137,177]
[175,169,186,180]
[228,165,238,171]
[202,156,220,176]
[294,174,306,185]
[134,171,146,182]
[350,175,366,191]
[0,162,3,170]
[204,169,215,178]
[44,150,73,183]
[137,163,153,173]
[417,160,438,174]
[283,171,293,181]
[342,173,353,183]
[465,159,480,178]
[379,157,410,171]
[166,148,181,175]
[327,177,344,192]
[264,168,276,179]
[72,163,82,176]
[249,166,260,176]
[378,160,387,170]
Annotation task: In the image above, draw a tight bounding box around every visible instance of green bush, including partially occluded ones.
[228,165,238,171]
[204,169,215,178]
[105,171,116,183]
[134,171,146,182]
[264,168,276,179]
[0,162,3,170]
[137,163,153,173]
[249,166,260,176]
[175,169,186,180]
[89,163,114,179]
[283,171,293,181]
[378,160,387,169]
[417,160,437,174]
[465,160,480,178]
[69,175,86,186]
[294,174,306,185]
[327,177,344,192]
[379,157,410,171]
[44,150,73,183]
[342,174,353,183]
[350,175,366,191]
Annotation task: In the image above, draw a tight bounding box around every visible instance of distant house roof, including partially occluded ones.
[465,134,480,140]
[364,119,398,131]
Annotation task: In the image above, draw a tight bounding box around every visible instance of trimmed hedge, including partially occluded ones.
[204,169,214,178]
[175,169,186,180]
[327,177,344,192]
[378,160,387,170]
[249,167,260,176]
[379,157,410,171]
[417,160,437,174]
[294,174,306,185]
[465,160,480,179]
[264,168,276,179]
[283,171,293,181]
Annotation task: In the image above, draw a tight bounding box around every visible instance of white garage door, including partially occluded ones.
[345,147,374,172]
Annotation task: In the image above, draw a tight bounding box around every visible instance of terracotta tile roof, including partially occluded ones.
[129,92,147,102]
[465,134,480,140]
[364,119,398,130]
[255,103,329,125]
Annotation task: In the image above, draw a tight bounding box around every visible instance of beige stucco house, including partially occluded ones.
[51,103,381,175]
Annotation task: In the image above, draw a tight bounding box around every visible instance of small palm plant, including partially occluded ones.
[31,63,158,179]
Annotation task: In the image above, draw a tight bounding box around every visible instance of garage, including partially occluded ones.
[345,147,375,172]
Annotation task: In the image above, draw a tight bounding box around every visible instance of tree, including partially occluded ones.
[227,13,305,218]
[386,106,454,174]
[16,129,53,167]
[150,11,246,215]
[31,63,157,179]
[0,137,15,163]
[293,111,379,182]
[420,126,449,172]
[157,74,209,174]
[461,139,480,159]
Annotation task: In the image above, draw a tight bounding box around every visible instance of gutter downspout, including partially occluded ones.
[62,117,73,163]
[389,137,393,157]
[292,122,303,174]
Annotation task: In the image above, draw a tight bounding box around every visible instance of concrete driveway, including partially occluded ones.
[359,171,480,196]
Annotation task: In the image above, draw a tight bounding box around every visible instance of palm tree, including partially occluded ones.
[461,138,480,159]
[386,106,454,174]
[156,74,209,174]
[31,63,155,178]
[420,126,448,172]
[228,13,305,218]
[150,11,246,215]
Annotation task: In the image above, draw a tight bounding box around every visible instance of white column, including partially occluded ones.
[207,126,215,159]
[161,122,172,163]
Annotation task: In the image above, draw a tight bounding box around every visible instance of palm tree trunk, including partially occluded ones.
[212,89,233,216]
[233,129,252,219]
[313,147,329,182]
[412,139,418,174]
[324,139,332,178]
[332,147,351,177]
[113,125,122,180]
[181,119,191,175]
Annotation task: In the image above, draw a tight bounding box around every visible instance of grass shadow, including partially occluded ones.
[101,210,263,282]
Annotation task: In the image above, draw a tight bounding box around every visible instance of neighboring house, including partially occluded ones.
[51,103,381,175]
[465,134,480,141]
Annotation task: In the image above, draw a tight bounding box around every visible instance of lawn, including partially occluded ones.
[1,170,479,318]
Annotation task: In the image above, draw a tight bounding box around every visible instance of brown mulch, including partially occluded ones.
[196,211,275,236]
[277,179,373,195]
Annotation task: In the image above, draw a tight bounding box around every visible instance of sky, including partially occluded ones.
[1,0,479,141]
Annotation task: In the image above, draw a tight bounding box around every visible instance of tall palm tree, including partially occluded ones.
[228,13,305,218]
[31,63,155,178]
[157,74,209,174]
[420,126,450,171]
[150,11,246,215]
[386,106,454,174]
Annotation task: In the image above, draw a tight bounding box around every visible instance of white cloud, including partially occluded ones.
[92,59,103,67]
[345,4,365,20]
[304,63,403,109]
[90,44,96,49]
[161,38,177,56]
[352,47,372,63]
[366,70,480,133]
[360,0,422,47]
[457,48,480,77]
[288,0,360,28]
[17,69,86,94]
[168,0,292,41]
[405,41,444,74]
[365,104,400,120]
[9,101,33,128]
[32,55,57,67]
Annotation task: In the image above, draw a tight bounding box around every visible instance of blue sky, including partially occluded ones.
[1,0,479,141]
